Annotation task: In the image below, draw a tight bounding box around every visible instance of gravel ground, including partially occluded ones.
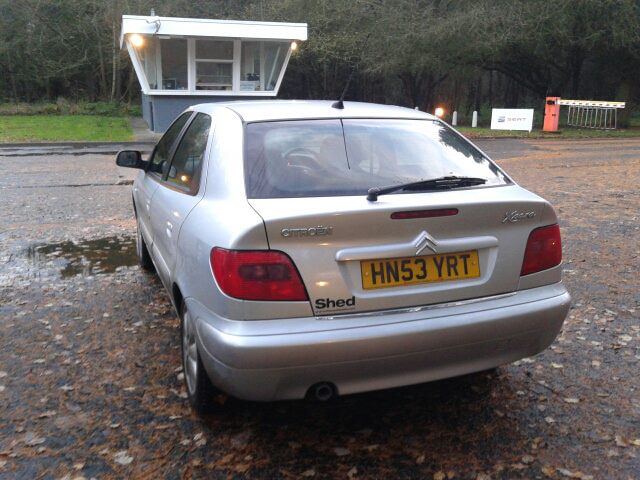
[0,139,638,480]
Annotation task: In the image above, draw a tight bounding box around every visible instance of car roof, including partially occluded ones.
[190,100,437,123]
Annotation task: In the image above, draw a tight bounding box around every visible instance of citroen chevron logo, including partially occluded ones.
[415,231,438,255]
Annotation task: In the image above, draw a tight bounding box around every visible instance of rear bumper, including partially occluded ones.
[190,283,570,401]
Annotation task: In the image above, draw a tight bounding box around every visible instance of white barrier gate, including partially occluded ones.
[559,99,626,130]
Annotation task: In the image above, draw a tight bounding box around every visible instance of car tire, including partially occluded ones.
[180,301,217,414]
[135,216,154,271]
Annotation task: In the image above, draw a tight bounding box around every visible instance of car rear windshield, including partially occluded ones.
[244,118,509,198]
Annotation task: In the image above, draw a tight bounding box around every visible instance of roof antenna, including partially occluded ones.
[332,66,356,110]
[332,34,371,110]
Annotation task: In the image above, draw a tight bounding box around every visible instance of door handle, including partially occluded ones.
[165,221,173,238]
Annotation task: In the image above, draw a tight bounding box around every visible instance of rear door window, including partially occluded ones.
[244,118,508,198]
[164,113,212,194]
[148,112,192,178]
[245,119,348,198]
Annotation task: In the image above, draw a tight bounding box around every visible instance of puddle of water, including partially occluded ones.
[26,237,138,278]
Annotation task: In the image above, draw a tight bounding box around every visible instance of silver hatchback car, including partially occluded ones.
[116,100,570,412]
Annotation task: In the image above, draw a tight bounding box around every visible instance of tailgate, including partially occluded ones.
[249,185,554,316]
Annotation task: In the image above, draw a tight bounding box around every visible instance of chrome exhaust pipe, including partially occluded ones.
[308,382,336,402]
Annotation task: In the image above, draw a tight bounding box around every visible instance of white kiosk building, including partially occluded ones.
[121,15,307,132]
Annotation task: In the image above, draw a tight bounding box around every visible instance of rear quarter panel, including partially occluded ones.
[174,107,313,321]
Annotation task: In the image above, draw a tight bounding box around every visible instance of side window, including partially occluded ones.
[165,113,212,194]
[148,112,192,177]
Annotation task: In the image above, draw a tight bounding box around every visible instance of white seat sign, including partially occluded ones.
[490,108,534,132]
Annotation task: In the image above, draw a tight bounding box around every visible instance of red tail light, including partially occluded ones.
[520,224,562,276]
[211,248,308,301]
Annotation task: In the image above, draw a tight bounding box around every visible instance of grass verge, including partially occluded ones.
[0,115,133,143]
[457,126,640,139]
[0,101,141,117]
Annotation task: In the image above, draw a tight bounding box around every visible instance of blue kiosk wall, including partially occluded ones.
[142,94,263,133]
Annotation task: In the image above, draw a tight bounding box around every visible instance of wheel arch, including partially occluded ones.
[172,282,184,316]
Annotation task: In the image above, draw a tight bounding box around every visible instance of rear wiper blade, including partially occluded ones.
[366,176,487,201]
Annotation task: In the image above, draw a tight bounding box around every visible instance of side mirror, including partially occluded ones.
[116,150,144,169]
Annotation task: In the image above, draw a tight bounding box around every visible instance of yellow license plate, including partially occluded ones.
[361,250,480,290]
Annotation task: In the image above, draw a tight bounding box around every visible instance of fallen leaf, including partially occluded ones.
[416,455,425,465]
[23,432,46,446]
[551,363,564,369]
[114,450,133,466]
[614,435,628,447]
[218,453,234,465]
[347,467,357,478]
[557,468,593,479]
[542,465,555,477]
[234,463,251,473]
[333,447,350,457]
[170,388,188,399]
[545,416,556,424]
[563,398,580,404]
[194,432,207,447]
[433,472,446,480]
[631,439,640,446]
[521,455,535,464]
[301,469,315,477]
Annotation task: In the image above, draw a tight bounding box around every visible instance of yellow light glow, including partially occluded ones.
[180,175,188,183]
[291,41,298,51]
[316,281,329,287]
[434,107,445,118]
[130,34,144,48]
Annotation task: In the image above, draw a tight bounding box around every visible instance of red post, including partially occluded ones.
[543,96,560,132]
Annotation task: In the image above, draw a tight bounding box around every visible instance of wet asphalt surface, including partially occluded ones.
[0,139,639,479]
